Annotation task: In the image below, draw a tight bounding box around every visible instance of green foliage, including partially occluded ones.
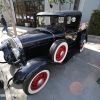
[0,0,2,13]
[88,10,100,36]
[48,0,73,4]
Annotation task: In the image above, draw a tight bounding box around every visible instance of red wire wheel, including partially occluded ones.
[50,39,68,63]
[56,45,66,61]
[30,72,47,90]
[23,70,50,95]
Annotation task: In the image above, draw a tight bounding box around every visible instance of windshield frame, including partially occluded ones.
[37,15,64,26]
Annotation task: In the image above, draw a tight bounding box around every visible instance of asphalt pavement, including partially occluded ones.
[0,27,100,100]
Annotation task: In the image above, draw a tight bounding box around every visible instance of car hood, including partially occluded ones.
[18,28,54,47]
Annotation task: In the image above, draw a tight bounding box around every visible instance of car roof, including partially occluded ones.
[37,10,82,16]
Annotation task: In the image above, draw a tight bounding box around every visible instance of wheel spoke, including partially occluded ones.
[30,72,47,90]
[56,45,66,61]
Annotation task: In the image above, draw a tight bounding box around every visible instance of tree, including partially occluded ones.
[48,0,73,10]
[0,0,3,13]
[3,0,17,36]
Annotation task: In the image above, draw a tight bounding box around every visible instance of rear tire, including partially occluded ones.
[22,68,50,95]
[79,40,86,52]
[50,39,68,63]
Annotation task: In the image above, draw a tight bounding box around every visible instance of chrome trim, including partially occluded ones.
[12,48,20,59]
[12,37,23,49]
[46,29,55,41]
[1,39,10,45]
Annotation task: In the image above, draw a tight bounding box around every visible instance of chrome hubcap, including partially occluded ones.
[60,51,65,57]
[38,78,44,86]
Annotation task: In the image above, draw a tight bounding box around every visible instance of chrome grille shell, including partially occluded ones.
[11,37,23,49]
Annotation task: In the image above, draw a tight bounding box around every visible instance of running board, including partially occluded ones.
[63,48,78,63]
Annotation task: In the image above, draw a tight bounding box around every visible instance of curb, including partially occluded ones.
[88,35,100,43]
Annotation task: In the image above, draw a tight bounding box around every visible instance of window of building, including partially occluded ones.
[13,0,45,27]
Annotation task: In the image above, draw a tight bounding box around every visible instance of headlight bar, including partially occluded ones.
[12,48,20,59]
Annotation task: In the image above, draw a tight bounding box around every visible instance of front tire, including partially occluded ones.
[23,69,50,95]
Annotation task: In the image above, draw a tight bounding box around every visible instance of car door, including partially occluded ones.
[65,16,78,47]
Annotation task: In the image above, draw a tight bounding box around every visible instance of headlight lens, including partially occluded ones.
[12,48,20,59]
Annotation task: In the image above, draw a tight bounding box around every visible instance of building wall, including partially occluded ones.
[2,11,10,23]
[98,3,100,9]
[79,0,100,23]
[45,0,60,11]
[61,0,75,10]
[1,0,16,23]
[45,0,75,11]
[1,0,10,23]
[2,0,100,25]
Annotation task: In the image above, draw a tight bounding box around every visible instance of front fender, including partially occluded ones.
[13,57,50,84]
[80,34,87,43]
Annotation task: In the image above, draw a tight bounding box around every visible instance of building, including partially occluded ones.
[1,0,100,27]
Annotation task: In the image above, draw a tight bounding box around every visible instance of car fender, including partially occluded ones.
[13,58,50,84]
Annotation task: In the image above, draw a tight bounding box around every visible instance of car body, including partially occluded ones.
[0,10,87,95]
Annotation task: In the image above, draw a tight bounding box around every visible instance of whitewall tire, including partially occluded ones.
[23,69,50,95]
[50,39,68,63]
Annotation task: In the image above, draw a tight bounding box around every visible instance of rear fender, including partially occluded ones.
[80,29,87,43]
[13,58,50,84]
[80,34,87,43]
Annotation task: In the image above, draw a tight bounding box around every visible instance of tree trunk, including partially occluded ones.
[69,3,71,10]
[3,0,17,36]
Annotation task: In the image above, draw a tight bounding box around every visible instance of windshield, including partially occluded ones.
[37,16,64,29]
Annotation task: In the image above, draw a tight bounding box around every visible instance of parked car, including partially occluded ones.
[0,10,87,95]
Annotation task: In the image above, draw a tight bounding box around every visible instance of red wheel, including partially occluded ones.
[50,39,68,63]
[80,40,86,52]
[56,45,66,61]
[23,69,50,95]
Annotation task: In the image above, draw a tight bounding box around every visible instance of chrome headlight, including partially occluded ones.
[12,37,23,49]
[12,48,20,59]
[1,39,10,45]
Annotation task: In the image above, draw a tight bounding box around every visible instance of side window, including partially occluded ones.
[65,16,81,33]
[66,16,76,25]
[71,17,76,22]
[59,17,64,24]
[67,16,71,24]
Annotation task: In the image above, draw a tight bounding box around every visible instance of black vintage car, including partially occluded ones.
[0,10,87,95]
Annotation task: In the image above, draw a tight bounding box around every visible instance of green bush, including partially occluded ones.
[87,10,100,36]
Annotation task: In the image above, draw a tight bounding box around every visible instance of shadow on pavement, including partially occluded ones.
[0,34,3,38]
[9,65,15,76]
[7,32,13,37]
[0,89,6,100]
[0,69,6,100]
[8,28,27,36]
[7,29,14,37]
[9,66,22,90]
